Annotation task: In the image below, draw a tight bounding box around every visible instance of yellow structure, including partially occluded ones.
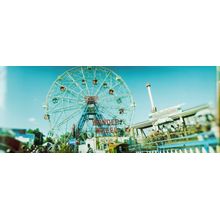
[108,143,129,153]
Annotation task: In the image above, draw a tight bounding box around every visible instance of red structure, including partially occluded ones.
[0,136,22,152]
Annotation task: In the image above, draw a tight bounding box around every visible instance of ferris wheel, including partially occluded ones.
[44,66,135,138]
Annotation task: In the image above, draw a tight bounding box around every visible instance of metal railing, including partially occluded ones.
[129,131,219,153]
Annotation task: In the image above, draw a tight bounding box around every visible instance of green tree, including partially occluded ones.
[59,132,72,144]
[27,128,44,146]
[44,136,54,144]
[58,143,74,153]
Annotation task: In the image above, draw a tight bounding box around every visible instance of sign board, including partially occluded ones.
[69,138,76,145]
[93,119,123,126]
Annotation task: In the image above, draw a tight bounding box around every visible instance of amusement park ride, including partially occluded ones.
[43,66,135,152]
[43,66,219,153]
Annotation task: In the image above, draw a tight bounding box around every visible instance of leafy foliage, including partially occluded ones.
[27,128,44,146]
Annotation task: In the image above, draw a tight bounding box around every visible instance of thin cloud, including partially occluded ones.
[28,117,37,123]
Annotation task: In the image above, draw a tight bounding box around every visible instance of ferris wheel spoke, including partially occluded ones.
[55,81,84,99]
[66,88,85,100]
[57,112,81,130]
[67,72,85,94]
[97,82,127,100]
[98,96,116,105]
[51,111,64,131]
[56,109,82,129]
[51,96,68,131]
[97,104,120,119]
[110,72,113,88]
[92,67,97,94]
[100,107,120,117]
[94,71,111,96]
[96,89,109,100]
[98,93,130,103]
[115,93,130,100]
[93,67,97,79]
[110,82,121,90]
[96,90,108,101]
[49,105,77,114]
[50,96,80,103]
[48,104,85,114]
[98,102,133,122]
[81,67,90,96]
[47,98,62,110]
[50,96,85,106]
[99,105,120,111]
[98,97,113,103]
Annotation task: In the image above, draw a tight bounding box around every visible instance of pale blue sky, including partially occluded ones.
[0,66,217,134]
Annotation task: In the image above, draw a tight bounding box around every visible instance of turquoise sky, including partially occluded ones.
[0,66,217,134]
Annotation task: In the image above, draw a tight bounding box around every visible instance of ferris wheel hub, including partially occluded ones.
[84,96,98,104]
